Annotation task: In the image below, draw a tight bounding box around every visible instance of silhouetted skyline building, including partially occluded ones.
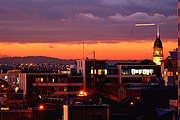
[178,0,180,114]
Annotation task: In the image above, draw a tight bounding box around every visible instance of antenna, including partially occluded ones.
[83,42,84,60]
[92,51,95,60]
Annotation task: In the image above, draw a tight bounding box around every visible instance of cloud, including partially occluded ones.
[108,12,176,23]
[0,0,177,43]
[101,0,177,16]
[77,13,104,21]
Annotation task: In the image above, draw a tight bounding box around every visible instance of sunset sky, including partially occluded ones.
[0,0,177,60]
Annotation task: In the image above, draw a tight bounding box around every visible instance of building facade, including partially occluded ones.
[117,63,162,86]
[76,59,163,88]
[178,0,180,114]
[18,73,84,98]
[76,59,107,90]
[163,49,178,86]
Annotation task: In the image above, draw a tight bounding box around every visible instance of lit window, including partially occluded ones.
[15,87,19,92]
[98,69,102,75]
[91,69,96,75]
[94,70,96,74]
[104,69,107,75]
[138,69,142,75]
[131,69,154,75]
[41,78,43,82]
[164,71,166,76]
[170,72,173,76]
[36,78,44,83]
[150,69,154,74]
[91,69,93,75]
[64,87,67,92]
[16,78,19,84]
[167,71,173,76]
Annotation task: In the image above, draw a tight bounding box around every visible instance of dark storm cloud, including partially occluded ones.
[0,0,177,43]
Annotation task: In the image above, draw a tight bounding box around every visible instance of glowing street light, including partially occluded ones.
[1,85,4,88]
[38,104,45,110]
[130,101,134,106]
[78,90,88,97]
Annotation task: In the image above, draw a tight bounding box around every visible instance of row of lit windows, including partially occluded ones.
[34,86,82,92]
[35,78,82,83]
[122,69,154,75]
[164,71,178,77]
[91,69,108,75]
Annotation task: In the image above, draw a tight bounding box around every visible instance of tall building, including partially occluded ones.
[163,49,178,86]
[76,59,107,89]
[18,73,84,98]
[178,0,180,114]
[153,26,163,65]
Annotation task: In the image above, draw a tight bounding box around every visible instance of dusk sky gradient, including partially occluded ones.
[0,0,177,60]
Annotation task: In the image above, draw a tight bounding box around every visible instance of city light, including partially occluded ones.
[78,90,88,97]
[1,107,9,111]
[39,105,45,110]
[130,101,134,106]
[1,84,4,88]
[15,87,19,93]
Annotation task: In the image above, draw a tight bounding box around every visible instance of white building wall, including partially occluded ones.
[76,60,86,89]
[19,73,27,99]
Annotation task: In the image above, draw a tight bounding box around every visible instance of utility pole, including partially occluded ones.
[93,51,96,86]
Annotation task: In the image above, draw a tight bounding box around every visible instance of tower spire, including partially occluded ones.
[157,24,160,38]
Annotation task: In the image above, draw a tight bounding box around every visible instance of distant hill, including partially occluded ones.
[0,56,75,64]
[0,56,145,65]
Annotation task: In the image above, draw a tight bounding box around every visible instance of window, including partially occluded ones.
[91,70,93,74]
[64,87,67,92]
[98,69,102,75]
[131,69,154,75]
[104,69,107,75]
[167,71,173,76]
[36,78,44,83]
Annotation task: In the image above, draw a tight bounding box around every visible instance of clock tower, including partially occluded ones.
[153,26,163,65]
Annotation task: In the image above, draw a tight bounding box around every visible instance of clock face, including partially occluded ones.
[155,50,159,55]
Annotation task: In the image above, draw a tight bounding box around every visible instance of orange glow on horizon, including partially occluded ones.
[0,40,177,60]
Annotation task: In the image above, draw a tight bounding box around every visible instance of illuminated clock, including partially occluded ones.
[155,50,159,55]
